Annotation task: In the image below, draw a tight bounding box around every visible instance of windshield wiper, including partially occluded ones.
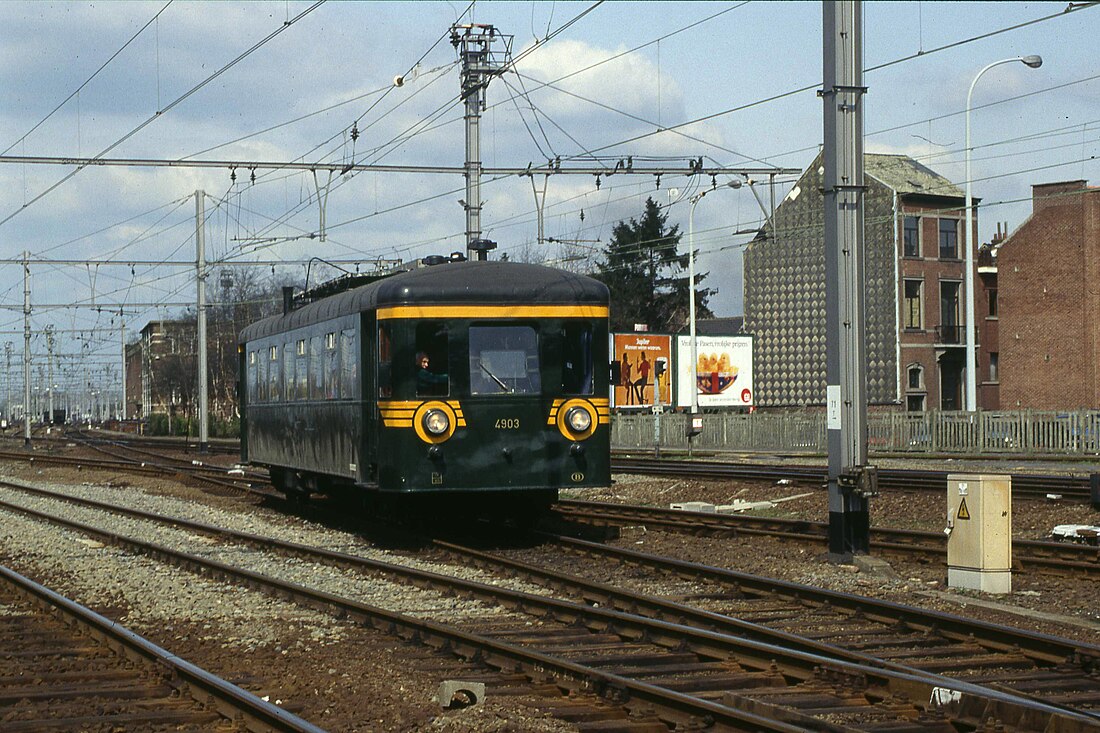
[478,362,511,392]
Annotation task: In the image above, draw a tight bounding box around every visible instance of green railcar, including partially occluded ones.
[239,260,610,514]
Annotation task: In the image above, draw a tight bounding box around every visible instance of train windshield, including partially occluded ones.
[469,325,541,395]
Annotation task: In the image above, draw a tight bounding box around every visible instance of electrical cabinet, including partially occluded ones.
[946,474,1012,594]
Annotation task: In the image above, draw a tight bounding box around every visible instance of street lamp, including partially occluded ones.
[687,180,741,420]
[964,54,1042,411]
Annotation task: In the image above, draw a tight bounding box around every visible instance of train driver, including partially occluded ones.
[416,351,448,395]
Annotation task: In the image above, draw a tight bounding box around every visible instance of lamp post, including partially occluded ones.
[687,181,741,421]
[964,55,1041,411]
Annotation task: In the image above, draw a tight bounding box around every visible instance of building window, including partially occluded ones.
[907,364,924,390]
[987,288,998,318]
[906,394,926,412]
[903,216,920,257]
[989,352,999,382]
[903,279,923,330]
[939,281,961,342]
[938,218,959,259]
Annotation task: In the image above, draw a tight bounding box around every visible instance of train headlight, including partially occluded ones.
[555,399,598,441]
[565,406,592,433]
[413,401,459,444]
[423,409,450,436]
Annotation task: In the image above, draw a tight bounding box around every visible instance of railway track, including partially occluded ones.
[554,499,1100,578]
[611,456,1098,502]
[0,562,324,733]
[426,527,1100,716]
[3,438,1095,580]
[0,436,272,499]
[1,478,1097,732]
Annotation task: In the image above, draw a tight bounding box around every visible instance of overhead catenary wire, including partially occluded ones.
[6,1,1091,343]
[0,0,326,229]
[1,1,175,158]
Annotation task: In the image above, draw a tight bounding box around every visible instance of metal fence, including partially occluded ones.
[611,409,1100,456]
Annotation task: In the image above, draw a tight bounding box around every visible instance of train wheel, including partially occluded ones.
[270,467,310,503]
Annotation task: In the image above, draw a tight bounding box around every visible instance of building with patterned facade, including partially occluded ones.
[743,152,992,410]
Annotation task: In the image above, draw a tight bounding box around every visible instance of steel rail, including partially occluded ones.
[0,488,814,731]
[0,479,1096,731]
[555,499,1100,577]
[611,456,1095,501]
[2,479,1100,730]
[0,563,328,733]
[546,531,1100,671]
[428,532,1100,713]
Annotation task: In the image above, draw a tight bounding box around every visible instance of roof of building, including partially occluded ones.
[689,316,744,336]
[864,153,963,199]
[865,153,964,199]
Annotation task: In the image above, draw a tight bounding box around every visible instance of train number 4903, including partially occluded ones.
[495,418,520,429]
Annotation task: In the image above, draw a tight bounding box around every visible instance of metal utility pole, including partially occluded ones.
[120,319,127,420]
[4,342,11,423]
[196,190,209,452]
[823,0,874,561]
[22,252,32,448]
[452,23,508,261]
[45,325,55,425]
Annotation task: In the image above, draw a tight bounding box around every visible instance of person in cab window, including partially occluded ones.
[416,352,448,395]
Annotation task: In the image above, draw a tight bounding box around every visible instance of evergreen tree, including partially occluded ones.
[593,197,713,332]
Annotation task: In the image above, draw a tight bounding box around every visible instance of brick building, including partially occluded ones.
[744,152,993,410]
[124,319,197,418]
[996,180,1100,409]
[976,228,1006,410]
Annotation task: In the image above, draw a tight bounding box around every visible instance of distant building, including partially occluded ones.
[743,152,991,410]
[694,317,744,336]
[124,319,196,418]
[996,180,1100,409]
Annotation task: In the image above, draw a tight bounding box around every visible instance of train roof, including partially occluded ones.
[240,260,610,343]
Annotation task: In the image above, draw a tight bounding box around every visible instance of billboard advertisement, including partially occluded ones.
[611,334,672,408]
[675,335,754,408]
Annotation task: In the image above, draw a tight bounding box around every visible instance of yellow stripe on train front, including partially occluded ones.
[378,304,608,320]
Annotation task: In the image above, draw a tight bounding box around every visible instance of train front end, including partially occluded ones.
[370,262,610,510]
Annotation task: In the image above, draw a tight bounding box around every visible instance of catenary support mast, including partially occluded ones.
[823,0,875,561]
[196,191,209,452]
[453,24,507,260]
[22,252,32,448]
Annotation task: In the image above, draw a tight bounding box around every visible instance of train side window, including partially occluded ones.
[269,345,281,401]
[341,328,359,399]
[469,325,540,395]
[296,339,308,399]
[247,350,258,402]
[377,324,392,398]
[257,348,269,402]
[283,342,295,402]
[415,322,449,397]
[310,335,324,400]
[325,332,338,399]
[562,323,594,395]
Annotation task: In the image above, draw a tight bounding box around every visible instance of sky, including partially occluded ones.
[0,1,1097,403]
